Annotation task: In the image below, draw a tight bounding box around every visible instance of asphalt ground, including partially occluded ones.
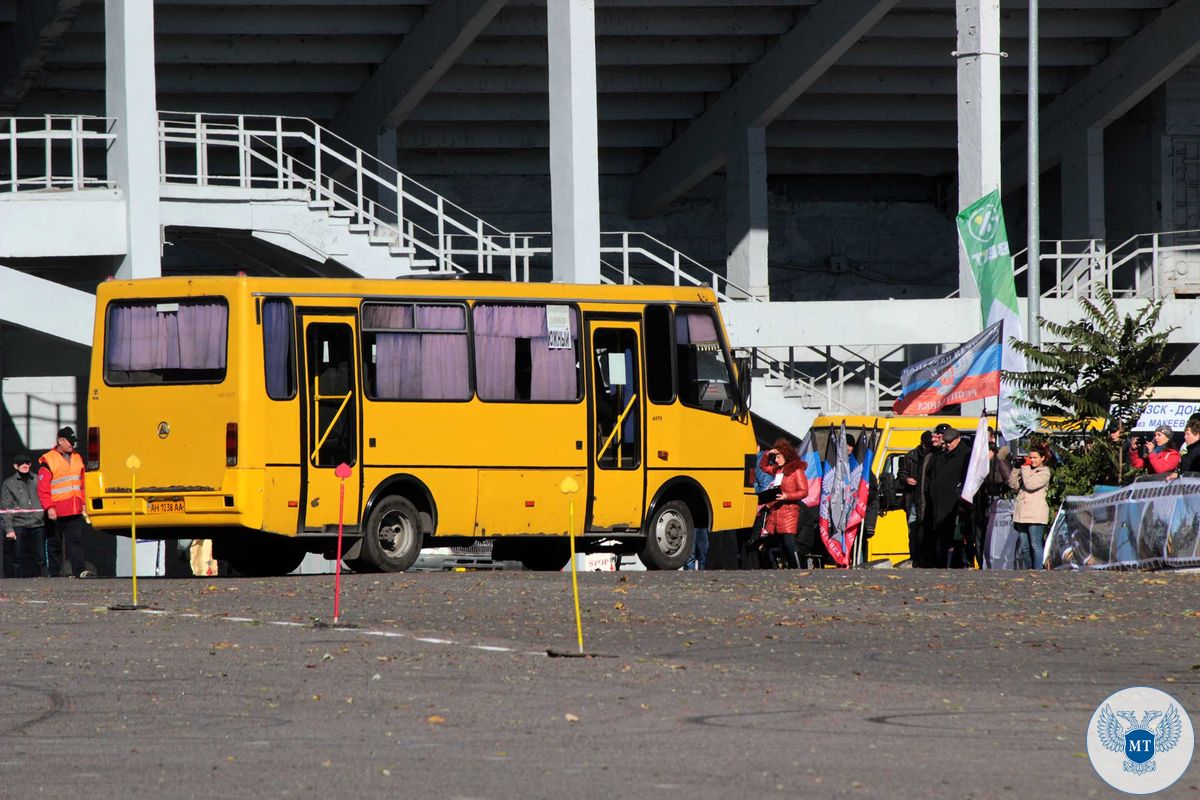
[1,569,1198,800]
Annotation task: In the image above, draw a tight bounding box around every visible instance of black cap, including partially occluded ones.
[13,451,33,464]
[933,423,960,442]
[57,426,77,443]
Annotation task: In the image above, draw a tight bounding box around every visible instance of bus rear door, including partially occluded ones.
[587,319,644,532]
[299,312,362,530]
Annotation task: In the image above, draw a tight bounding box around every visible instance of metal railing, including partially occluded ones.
[0,115,115,192]
[746,344,910,416]
[154,112,751,296]
[949,230,1200,301]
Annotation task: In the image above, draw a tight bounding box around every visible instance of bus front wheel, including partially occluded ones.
[359,496,424,572]
[640,500,695,570]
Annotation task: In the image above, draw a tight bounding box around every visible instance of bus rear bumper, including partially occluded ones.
[84,469,265,533]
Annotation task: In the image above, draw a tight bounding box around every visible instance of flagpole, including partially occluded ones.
[1027,0,1041,345]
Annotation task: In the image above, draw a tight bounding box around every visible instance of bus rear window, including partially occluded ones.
[104,298,229,385]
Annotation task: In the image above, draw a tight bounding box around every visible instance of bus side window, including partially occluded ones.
[644,304,674,404]
[262,299,296,399]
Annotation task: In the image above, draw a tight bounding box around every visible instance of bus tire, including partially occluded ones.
[225,536,306,577]
[360,495,424,572]
[518,539,571,572]
[640,500,694,570]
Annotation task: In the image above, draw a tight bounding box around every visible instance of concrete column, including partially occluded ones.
[376,128,399,225]
[105,0,161,279]
[725,127,770,301]
[955,0,1002,298]
[1060,127,1106,241]
[547,0,600,284]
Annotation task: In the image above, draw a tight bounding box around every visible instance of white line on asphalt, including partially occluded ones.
[1,597,537,657]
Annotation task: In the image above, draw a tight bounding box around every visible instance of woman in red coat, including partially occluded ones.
[757,438,809,568]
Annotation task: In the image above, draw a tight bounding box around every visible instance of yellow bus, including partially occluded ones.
[84,276,759,574]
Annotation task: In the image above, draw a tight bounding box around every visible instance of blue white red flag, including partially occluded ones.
[842,424,879,565]
[796,429,823,507]
[893,322,1003,416]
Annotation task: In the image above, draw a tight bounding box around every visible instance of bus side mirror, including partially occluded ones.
[734,354,753,417]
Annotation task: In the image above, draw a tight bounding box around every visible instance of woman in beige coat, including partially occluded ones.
[1008,444,1052,569]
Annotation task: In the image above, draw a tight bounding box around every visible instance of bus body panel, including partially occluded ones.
[475,469,588,536]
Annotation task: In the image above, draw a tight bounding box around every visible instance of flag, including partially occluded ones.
[819,422,854,567]
[843,424,879,566]
[893,322,1003,416]
[796,429,823,507]
[956,191,1038,441]
[960,415,991,502]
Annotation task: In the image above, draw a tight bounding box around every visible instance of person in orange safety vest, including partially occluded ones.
[37,426,91,577]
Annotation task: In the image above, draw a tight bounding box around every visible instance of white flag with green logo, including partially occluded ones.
[955,190,1036,441]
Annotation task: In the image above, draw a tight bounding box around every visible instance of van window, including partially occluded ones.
[105,298,228,385]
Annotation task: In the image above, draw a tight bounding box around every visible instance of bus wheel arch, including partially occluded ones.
[641,478,710,570]
[354,475,436,573]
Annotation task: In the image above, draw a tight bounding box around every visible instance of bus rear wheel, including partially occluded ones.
[225,535,306,577]
[519,540,571,572]
[640,500,694,570]
[358,496,424,572]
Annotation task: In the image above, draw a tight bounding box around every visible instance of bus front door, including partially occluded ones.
[300,315,362,530]
[587,321,644,532]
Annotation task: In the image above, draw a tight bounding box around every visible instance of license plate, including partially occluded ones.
[147,499,184,514]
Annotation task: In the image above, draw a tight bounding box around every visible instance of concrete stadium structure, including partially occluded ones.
[3,0,1200,453]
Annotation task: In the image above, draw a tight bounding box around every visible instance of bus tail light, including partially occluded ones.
[226,422,238,467]
[87,427,100,470]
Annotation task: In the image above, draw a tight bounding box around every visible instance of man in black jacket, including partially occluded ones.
[897,431,933,566]
[923,423,973,568]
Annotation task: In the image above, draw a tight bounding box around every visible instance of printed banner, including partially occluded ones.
[956,191,1038,441]
[893,323,1002,416]
[1046,478,1200,570]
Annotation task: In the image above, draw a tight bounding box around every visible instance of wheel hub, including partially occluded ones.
[655,510,686,556]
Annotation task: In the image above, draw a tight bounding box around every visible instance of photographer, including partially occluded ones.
[1128,425,1180,476]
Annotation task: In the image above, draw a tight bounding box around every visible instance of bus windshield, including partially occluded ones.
[104,297,228,385]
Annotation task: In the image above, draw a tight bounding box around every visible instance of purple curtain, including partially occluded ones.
[107,301,227,371]
[263,300,292,398]
[474,304,578,402]
[371,303,468,400]
[676,308,718,347]
[363,304,413,330]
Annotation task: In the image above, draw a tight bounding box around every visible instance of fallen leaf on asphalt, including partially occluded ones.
[564,713,579,723]
[426,715,445,724]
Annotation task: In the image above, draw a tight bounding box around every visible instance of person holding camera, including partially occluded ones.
[1128,425,1180,476]
[755,440,809,568]
[1008,443,1052,569]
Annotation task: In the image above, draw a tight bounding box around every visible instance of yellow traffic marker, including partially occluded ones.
[111,454,143,611]
[559,476,584,654]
